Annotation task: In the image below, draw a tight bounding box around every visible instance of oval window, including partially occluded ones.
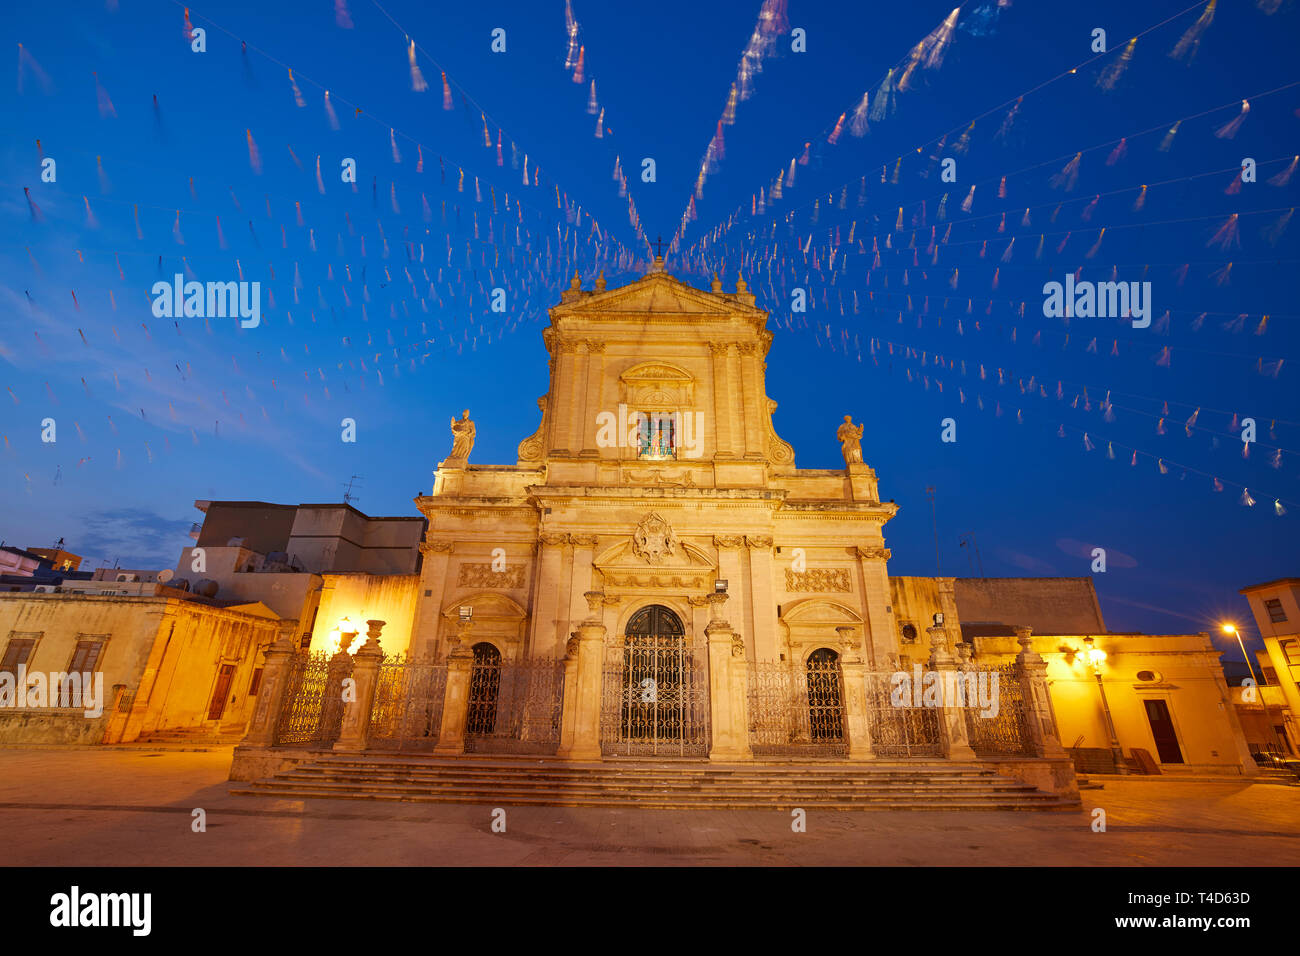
[1136,670,1161,682]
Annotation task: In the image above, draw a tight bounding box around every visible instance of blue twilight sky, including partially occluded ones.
[1,0,1297,652]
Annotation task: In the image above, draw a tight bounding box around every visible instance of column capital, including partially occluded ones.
[854,546,891,560]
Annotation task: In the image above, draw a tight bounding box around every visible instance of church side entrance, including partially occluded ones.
[600,605,710,757]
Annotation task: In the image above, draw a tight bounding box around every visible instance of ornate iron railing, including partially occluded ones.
[368,654,448,751]
[747,660,848,757]
[464,657,566,754]
[274,651,343,747]
[863,671,943,756]
[964,663,1032,756]
[600,634,710,756]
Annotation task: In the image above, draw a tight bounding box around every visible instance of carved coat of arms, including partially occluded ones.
[632,512,678,565]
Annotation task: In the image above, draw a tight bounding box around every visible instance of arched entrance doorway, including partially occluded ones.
[806,648,845,742]
[465,642,502,735]
[600,604,710,756]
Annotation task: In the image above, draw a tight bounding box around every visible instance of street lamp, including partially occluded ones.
[1222,622,1285,754]
[1083,637,1129,775]
[335,616,360,654]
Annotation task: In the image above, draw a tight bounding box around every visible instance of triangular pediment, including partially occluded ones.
[556,273,747,318]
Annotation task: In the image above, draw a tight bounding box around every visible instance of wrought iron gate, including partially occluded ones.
[464,651,565,754]
[368,654,448,751]
[275,651,344,747]
[963,663,1032,756]
[600,606,709,757]
[864,671,943,756]
[747,654,848,756]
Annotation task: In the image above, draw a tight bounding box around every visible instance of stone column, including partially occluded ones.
[836,626,875,761]
[435,619,476,755]
[705,592,752,761]
[738,343,765,458]
[709,342,735,458]
[854,546,894,668]
[580,342,605,456]
[713,536,745,625]
[529,534,568,658]
[334,620,385,752]
[549,342,578,456]
[556,591,607,761]
[1013,627,1067,759]
[416,539,454,657]
[928,624,976,761]
[569,344,589,453]
[745,536,777,661]
[567,535,598,633]
[241,636,297,747]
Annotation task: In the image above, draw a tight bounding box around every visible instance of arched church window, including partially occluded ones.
[466,642,502,736]
[806,648,845,741]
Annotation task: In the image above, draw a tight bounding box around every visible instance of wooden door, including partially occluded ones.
[207,664,236,721]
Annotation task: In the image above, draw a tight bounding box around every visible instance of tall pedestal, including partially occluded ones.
[556,592,608,761]
[705,592,753,762]
[928,624,976,761]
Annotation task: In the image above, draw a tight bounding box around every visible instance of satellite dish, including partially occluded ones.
[157,569,174,583]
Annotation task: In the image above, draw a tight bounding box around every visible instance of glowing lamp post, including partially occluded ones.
[332,616,361,654]
[1222,622,1284,753]
[1084,637,1128,774]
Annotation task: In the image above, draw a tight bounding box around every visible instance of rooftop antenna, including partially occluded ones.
[342,475,364,506]
[958,533,985,578]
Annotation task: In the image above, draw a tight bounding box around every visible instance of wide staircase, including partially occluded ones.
[230,753,1077,810]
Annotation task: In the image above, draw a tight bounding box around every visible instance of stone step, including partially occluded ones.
[230,782,1070,811]
[285,765,1006,783]
[268,772,1038,796]
[304,764,993,780]
[232,752,1071,810]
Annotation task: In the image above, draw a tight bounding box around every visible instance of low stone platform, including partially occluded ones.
[229,753,1078,810]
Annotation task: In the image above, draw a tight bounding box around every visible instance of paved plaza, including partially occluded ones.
[0,747,1296,866]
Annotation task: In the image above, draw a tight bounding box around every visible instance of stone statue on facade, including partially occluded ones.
[448,409,475,462]
[837,415,864,467]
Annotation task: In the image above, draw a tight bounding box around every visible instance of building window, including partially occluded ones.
[67,639,105,673]
[1136,670,1162,682]
[900,623,918,643]
[1265,598,1287,623]
[1262,666,1277,684]
[637,412,677,460]
[1,637,37,677]
[248,668,264,697]
[1283,641,1300,666]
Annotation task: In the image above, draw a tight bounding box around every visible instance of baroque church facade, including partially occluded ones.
[228,259,1252,798]
[290,255,1064,775]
